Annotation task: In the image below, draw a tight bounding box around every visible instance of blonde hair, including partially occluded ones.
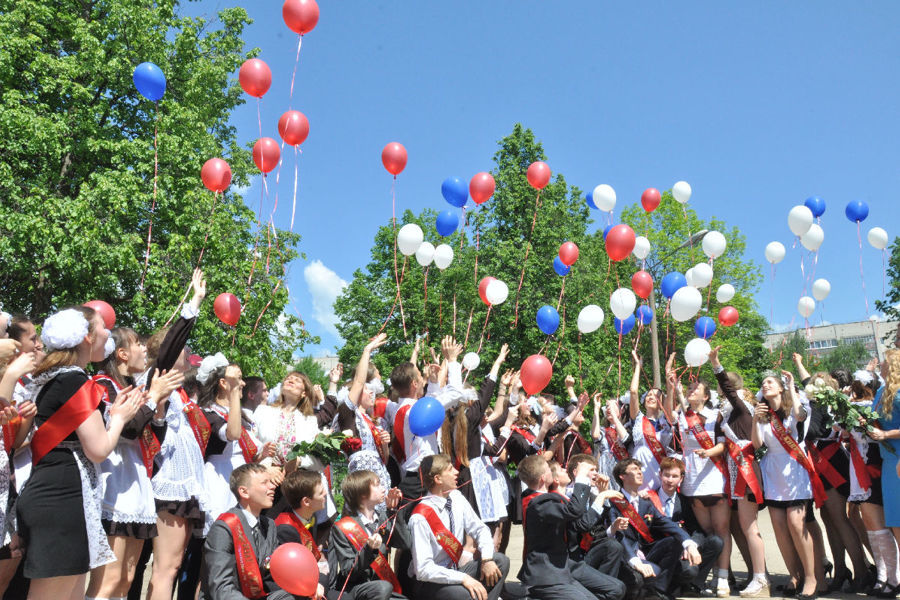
[440,405,468,468]
[273,371,314,416]
[881,349,900,419]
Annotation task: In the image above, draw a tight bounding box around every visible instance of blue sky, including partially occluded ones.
[184,1,900,355]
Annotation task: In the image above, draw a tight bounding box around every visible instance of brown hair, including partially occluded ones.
[517,454,550,489]
[612,458,643,486]
[145,327,169,362]
[281,468,324,509]
[33,306,97,377]
[565,453,598,479]
[229,462,268,498]
[389,362,418,397]
[273,371,314,416]
[419,454,452,491]
[96,327,141,389]
[7,314,32,344]
[198,364,234,408]
[659,456,685,475]
[341,470,379,514]
[440,405,469,468]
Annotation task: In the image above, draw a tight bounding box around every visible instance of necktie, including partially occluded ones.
[666,498,674,518]
[250,523,263,549]
[444,497,455,537]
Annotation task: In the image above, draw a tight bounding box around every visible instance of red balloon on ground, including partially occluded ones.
[278,110,309,146]
[718,306,739,327]
[213,293,241,327]
[631,271,654,299]
[269,542,319,596]
[84,300,115,329]
[252,137,281,173]
[526,161,551,190]
[238,58,272,98]
[558,241,579,266]
[201,158,232,193]
[470,172,495,205]
[641,188,661,213]
[520,354,553,395]
[282,0,319,35]
[381,142,407,176]
[605,224,636,261]
[477,277,496,306]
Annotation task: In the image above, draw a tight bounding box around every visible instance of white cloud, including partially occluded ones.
[303,260,348,339]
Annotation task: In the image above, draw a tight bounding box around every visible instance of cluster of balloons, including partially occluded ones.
[478,277,509,306]
[396,224,454,269]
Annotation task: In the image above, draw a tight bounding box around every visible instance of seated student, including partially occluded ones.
[646,457,723,596]
[519,454,625,600]
[329,470,410,600]
[275,469,331,588]
[201,463,319,600]
[608,459,702,600]
[408,454,510,600]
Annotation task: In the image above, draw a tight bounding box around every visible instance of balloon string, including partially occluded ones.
[423,265,430,339]
[858,222,870,315]
[617,333,623,398]
[476,305,492,354]
[770,263,776,326]
[291,147,300,231]
[462,307,475,350]
[140,100,160,292]
[381,175,406,336]
[556,275,567,311]
[883,249,887,300]
[288,35,303,108]
[474,222,480,285]
[459,206,467,251]
[438,291,443,332]
[264,220,274,275]
[577,332,584,390]
[251,229,288,338]
[378,256,408,337]
[452,293,457,338]
[704,258,714,312]
[513,190,543,326]
[552,305,566,366]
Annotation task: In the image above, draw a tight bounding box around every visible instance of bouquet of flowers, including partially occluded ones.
[286,431,348,464]
[804,378,895,454]
[340,437,363,454]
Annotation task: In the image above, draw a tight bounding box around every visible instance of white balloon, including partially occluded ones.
[415,241,435,267]
[692,263,714,288]
[868,227,889,250]
[800,223,824,251]
[716,283,735,303]
[633,236,651,260]
[462,352,480,371]
[670,286,703,322]
[673,181,692,204]
[397,223,424,256]
[684,338,712,367]
[609,288,637,321]
[485,279,509,306]
[684,267,696,287]
[433,243,454,270]
[592,184,616,212]
[812,279,831,301]
[702,231,727,259]
[577,304,605,333]
[765,241,786,264]
[797,296,816,318]
[788,205,814,237]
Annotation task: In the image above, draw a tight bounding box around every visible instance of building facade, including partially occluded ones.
[764,319,898,361]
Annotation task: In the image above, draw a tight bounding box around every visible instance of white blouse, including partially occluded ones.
[253,404,324,469]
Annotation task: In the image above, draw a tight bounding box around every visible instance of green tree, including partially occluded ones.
[0,0,314,382]
[771,331,812,380]
[819,341,870,373]
[876,236,900,346]
[292,356,329,389]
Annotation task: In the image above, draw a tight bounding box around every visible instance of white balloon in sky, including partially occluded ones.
[577,304,605,334]
[684,267,696,287]
[592,184,616,212]
[670,286,703,322]
[632,236,651,260]
[485,279,509,306]
[765,241,786,264]
[462,352,480,371]
[684,338,712,367]
[716,283,735,303]
[788,205,814,237]
[415,241,435,266]
[812,279,831,301]
[397,224,424,256]
[800,223,824,251]
[433,243,454,269]
[672,181,692,204]
[691,263,714,288]
[702,231,727,259]
[797,296,816,318]
[868,227,889,250]
[610,288,637,321]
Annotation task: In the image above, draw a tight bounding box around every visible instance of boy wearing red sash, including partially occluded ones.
[201,463,309,600]
[408,454,509,600]
[275,469,330,581]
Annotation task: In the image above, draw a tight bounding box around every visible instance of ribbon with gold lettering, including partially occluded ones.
[335,517,402,593]
[641,416,667,466]
[684,410,730,495]
[275,510,322,561]
[218,512,265,599]
[724,438,763,504]
[609,496,654,543]
[180,389,211,455]
[769,413,827,507]
[412,502,463,566]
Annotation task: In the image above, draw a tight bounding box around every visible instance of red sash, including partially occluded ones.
[411,502,462,566]
[335,517,402,593]
[769,414,827,507]
[361,410,387,463]
[374,397,389,421]
[610,496,654,543]
[218,512,266,599]
[275,511,322,561]
[237,427,258,464]
[32,379,105,466]
[645,489,665,514]
[180,390,211,455]
[391,403,412,463]
[93,375,160,477]
[605,427,629,461]
[847,436,880,492]
[724,438,764,504]
[640,416,667,466]
[2,416,21,454]
[808,442,847,489]
[684,410,730,495]
[511,425,537,445]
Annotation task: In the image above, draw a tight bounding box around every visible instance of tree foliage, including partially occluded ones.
[0,0,314,382]
[876,235,900,346]
[292,356,329,389]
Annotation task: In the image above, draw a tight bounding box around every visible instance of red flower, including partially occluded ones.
[341,437,363,454]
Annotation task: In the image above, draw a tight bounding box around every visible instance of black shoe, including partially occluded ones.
[870,581,888,597]
[797,593,819,600]
[776,584,798,598]
[680,584,702,598]
[827,568,851,594]
[876,583,900,599]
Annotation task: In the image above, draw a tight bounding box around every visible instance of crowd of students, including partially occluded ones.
[0,271,899,600]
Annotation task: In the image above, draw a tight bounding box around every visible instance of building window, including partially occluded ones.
[809,339,838,350]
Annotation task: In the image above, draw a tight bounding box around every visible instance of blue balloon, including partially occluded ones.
[614,314,636,335]
[435,210,459,237]
[408,396,445,436]
[553,257,571,276]
[586,191,598,210]
[441,176,468,208]
[804,196,826,218]
[660,272,687,299]
[133,62,166,101]
[636,305,654,325]
[695,316,717,339]
[845,200,869,223]
[603,224,614,240]
[536,305,560,335]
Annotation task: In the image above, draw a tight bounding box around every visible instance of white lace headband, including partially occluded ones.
[197,352,228,385]
[41,309,90,351]
[853,369,875,386]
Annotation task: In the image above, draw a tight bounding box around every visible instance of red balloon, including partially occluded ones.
[478,277,496,306]
[718,306,739,327]
[631,271,653,299]
[83,300,115,329]
[201,158,232,193]
[526,161,551,190]
[469,172,495,205]
[269,542,319,596]
[605,224,636,261]
[252,137,281,173]
[641,188,661,213]
[381,142,407,176]
[278,110,309,146]
[282,0,319,35]
[558,241,579,266]
[213,293,241,327]
[520,354,553,396]
[238,58,272,98]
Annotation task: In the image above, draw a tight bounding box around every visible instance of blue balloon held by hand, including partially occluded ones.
[636,305,653,325]
[435,210,459,237]
[408,396,445,436]
[441,176,468,208]
[804,196,826,218]
[553,256,570,276]
[536,305,560,335]
[133,62,166,101]
[695,316,717,339]
[660,272,687,299]
[586,191,598,210]
[614,314,636,335]
[845,200,869,223]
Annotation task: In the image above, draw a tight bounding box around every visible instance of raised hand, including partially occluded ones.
[631,349,641,366]
[366,333,388,353]
[386,487,402,510]
[329,363,344,384]
[495,343,510,365]
[540,412,559,432]
[564,375,576,389]
[110,386,146,422]
[708,345,722,368]
[441,336,463,362]
[0,339,20,361]
[189,268,207,308]
[148,369,184,404]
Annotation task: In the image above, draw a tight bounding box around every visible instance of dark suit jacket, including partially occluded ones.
[666,491,703,536]
[566,497,613,557]
[200,506,284,600]
[606,495,690,564]
[518,482,592,586]
[327,507,411,590]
